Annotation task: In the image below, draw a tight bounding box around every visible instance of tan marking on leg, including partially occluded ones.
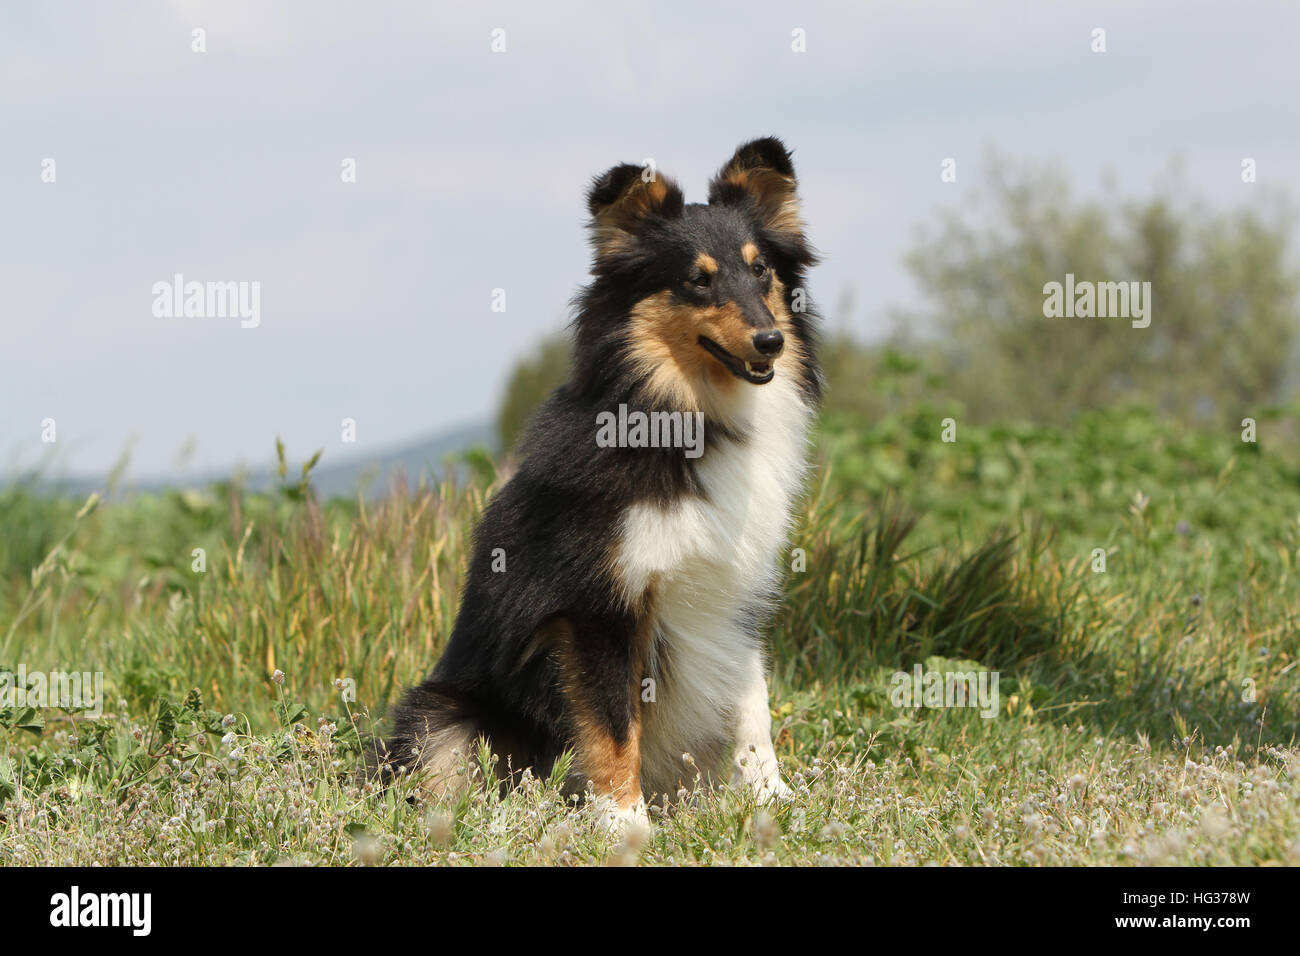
[552,611,653,810]
[576,717,641,808]
[514,615,568,674]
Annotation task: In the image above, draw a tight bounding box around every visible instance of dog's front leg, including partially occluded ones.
[556,612,649,832]
[731,645,793,803]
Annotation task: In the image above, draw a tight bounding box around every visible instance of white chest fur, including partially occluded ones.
[613,372,812,795]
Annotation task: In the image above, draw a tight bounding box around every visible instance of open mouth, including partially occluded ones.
[697,336,774,384]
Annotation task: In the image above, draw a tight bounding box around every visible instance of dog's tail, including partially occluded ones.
[364,680,484,795]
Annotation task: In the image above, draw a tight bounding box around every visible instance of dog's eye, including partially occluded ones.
[690,272,712,289]
[751,261,767,278]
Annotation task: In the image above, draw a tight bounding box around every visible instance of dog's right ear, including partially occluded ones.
[586,163,684,259]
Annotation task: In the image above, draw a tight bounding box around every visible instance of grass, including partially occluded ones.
[1,405,1298,865]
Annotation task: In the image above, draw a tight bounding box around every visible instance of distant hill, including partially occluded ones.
[15,422,496,502]
[302,422,496,499]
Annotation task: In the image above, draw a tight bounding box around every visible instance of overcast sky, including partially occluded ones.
[3,0,1298,479]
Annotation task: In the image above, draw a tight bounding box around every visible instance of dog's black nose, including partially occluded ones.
[752,329,784,355]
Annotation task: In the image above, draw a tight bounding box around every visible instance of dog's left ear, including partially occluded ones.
[708,137,814,266]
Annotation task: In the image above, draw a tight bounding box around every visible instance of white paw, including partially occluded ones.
[732,746,792,804]
[754,775,794,806]
[592,795,651,838]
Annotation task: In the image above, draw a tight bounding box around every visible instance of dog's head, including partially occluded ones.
[582,138,816,406]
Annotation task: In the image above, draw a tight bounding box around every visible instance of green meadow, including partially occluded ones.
[3,163,1297,866]
[2,394,1297,865]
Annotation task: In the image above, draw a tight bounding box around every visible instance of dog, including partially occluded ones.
[380,137,822,828]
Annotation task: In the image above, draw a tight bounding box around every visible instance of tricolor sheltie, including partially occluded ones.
[382,137,822,828]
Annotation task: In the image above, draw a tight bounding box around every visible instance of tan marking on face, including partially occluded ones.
[695,253,719,275]
[765,275,806,367]
[627,292,731,409]
[699,304,763,363]
[741,242,759,265]
[627,290,786,407]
